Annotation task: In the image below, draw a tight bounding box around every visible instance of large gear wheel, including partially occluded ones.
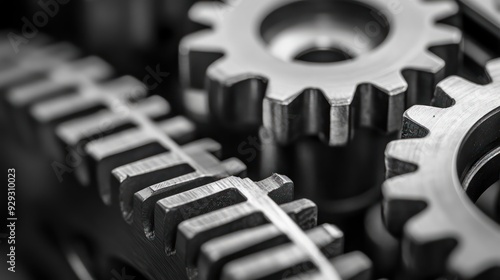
[383,59,500,279]
[1,37,373,280]
[181,0,462,145]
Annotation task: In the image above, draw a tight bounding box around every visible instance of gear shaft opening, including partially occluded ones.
[259,0,390,64]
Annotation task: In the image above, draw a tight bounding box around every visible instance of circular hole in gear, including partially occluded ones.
[260,0,390,64]
[294,47,353,63]
[457,108,500,225]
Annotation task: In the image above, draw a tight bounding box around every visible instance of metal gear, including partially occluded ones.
[2,38,373,280]
[383,59,500,279]
[180,0,462,145]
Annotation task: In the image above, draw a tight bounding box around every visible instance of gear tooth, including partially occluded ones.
[179,31,225,91]
[80,96,170,195]
[182,138,222,155]
[131,153,246,239]
[328,101,353,146]
[177,202,265,266]
[486,58,500,83]
[30,94,103,157]
[156,116,197,144]
[279,199,318,230]
[114,151,186,222]
[179,31,225,121]
[198,224,284,280]
[402,105,443,138]
[383,174,426,203]
[446,225,500,280]
[133,173,213,239]
[372,72,408,96]
[207,58,267,126]
[50,56,114,83]
[4,56,113,146]
[206,57,258,84]
[405,209,455,243]
[432,76,479,107]
[364,75,408,132]
[385,139,420,178]
[179,31,225,88]
[264,87,355,146]
[154,177,248,255]
[255,174,294,204]
[403,213,458,278]
[55,95,161,186]
[189,1,228,26]
[407,51,445,74]
[329,251,373,280]
[115,139,223,223]
[425,0,459,21]
[358,79,407,133]
[197,199,318,280]
[382,175,428,236]
[428,24,462,47]
[180,30,224,55]
[219,223,344,280]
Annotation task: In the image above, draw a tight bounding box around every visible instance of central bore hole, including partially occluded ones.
[260,0,390,64]
[294,47,353,63]
[458,109,500,225]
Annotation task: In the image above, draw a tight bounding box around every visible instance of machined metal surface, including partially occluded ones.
[181,0,462,145]
[1,38,372,280]
[383,59,500,279]
[5,1,500,279]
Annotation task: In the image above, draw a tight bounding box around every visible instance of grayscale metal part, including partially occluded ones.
[181,0,461,146]
[1,39,372,280]
[383,59,500,279]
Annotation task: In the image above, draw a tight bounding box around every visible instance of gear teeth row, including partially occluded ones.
[1,38,371,280]
[0,46,96,141]
[198,214,320,280]
[153,175,293,257]
[228,251,372,280]
[217,223,343,280]
[140,175,370,280]
[422,1,460,22]
[382,59,500,279]
[188,1,230,26]
[128,145,247,238]
[113,137,226,222]
[180,0,462,146]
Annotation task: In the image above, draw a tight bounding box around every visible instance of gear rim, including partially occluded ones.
[383,59,500,279]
